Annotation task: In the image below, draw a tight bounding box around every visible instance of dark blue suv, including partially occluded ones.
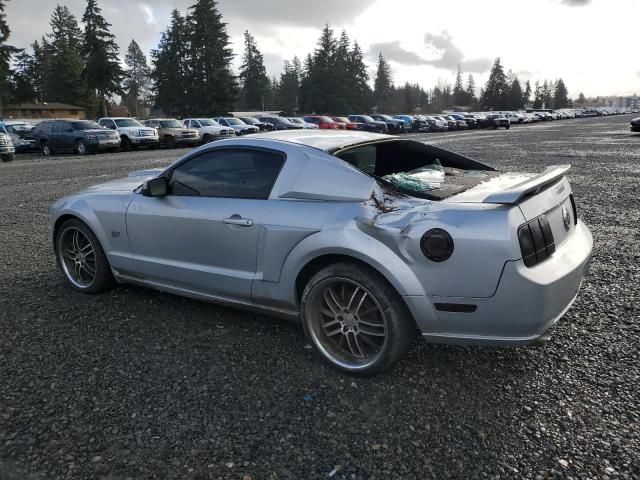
[34,120,121,156]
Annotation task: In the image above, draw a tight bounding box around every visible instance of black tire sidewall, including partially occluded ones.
[55,218,115,294]
[300,262,415,375]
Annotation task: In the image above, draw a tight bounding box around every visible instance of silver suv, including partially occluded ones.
[98,117,159,151]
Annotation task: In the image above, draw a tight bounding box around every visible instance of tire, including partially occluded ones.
[55,218,115,294]
[148,144,157,150]
[300,262,416,375]
[121,136,131,152]
[41,142,52,156]
[1,153,14,162]
[506,125,510,130]
[202,134,212,144]
[75,140,88,155]
[165,136,175,149]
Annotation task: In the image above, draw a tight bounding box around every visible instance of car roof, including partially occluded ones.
[239,130,393,152]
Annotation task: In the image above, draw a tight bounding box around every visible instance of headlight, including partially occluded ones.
[420,229,454,262]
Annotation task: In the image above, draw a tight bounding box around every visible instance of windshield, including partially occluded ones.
[114,119,142,127]
[240,117,259,124]
[160,120,183,128]
[289,118,303,124]
[376,115,393,121]
[359,115,375,122]
[225,118,246,126]
[72,121,101,130]
[197,119,216,126]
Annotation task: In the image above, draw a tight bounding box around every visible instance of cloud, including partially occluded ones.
[368,41,426,66]
[423,31,491,73]
[560,0,591,5]
[367,32,492,73]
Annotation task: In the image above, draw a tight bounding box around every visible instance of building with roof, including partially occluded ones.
[2,102,87,120]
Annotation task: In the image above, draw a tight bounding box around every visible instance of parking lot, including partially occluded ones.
[1,115,638,479]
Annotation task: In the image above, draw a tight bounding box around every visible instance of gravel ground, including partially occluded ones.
[0,115,638,479]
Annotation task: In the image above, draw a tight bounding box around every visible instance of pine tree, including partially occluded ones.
[554,78,569,108]
[278,58,301,114]
[0,0,16,111]
[300,24,339,113]
[81,0,124,116]
[575,92,586,106]
[186,0,237,115]
[466,74,477,106]
[29,39,49,102]
[542,80,553,109]
[453,66,467,106]
[123,40,151,117]
[523,80,532,106]
[238,31,270,111]
[373,53,393,111]
[151,9,189,116]
[480,58,509,110]
[47,5,85,106]
[508,76,524,110]
[533,81,543,109]
[9,50,36,103]
[348,41,371,112]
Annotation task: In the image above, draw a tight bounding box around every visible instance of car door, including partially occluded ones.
[50,122,65,150]
[125,147,286,301]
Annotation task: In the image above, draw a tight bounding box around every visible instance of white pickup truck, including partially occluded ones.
[182,118,236,144]
[97,117,159,151]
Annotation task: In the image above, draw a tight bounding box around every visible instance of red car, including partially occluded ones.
[332,116,361,130]
[304,115,343,129]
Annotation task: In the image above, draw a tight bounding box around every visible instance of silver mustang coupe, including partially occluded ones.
[50,131,592,374]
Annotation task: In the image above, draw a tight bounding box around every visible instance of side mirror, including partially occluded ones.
[141,177,168,197]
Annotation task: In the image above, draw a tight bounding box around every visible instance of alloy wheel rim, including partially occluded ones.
[307,278,388,370]
[78,143,86,154]
[58,228,96,288]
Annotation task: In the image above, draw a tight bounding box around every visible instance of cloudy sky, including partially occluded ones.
[6,0,639,98]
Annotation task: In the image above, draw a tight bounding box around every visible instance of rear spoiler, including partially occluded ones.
[483,165,571,204]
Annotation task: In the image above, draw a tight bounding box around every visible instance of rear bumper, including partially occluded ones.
[411,220,593,346]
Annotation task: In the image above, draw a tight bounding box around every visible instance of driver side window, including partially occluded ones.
[169,149,285,200]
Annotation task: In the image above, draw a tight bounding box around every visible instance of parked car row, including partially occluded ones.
[7,107,638,158]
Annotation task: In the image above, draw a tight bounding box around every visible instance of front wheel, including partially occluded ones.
[1,153,14,162]
[55,218,115,293]
[41,142,52,156]
[75,140,88,155]
[301,262,416,375]
[164,136,176,149]
[506,125,510,130]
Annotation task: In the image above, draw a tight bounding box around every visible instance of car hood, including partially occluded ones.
[84,129,113,135]
[82,176,148,193]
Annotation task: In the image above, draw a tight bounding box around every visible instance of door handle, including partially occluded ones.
[223,215,253,227]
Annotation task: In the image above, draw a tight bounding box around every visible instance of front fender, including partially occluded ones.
[50,193,134,273]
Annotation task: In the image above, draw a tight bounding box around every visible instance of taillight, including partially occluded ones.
[518,215,555,267]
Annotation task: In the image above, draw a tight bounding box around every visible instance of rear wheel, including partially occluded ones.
[55,218,115,293]
[1,153,13,162]
[301,262,415,375]
[41,142,52,156]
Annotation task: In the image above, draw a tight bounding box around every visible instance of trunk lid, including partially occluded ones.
[449,165,576,251]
